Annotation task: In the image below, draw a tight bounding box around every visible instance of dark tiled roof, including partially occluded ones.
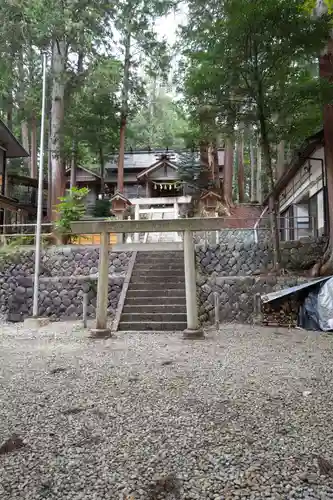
[0,119,29,158]
[106,151,179,171]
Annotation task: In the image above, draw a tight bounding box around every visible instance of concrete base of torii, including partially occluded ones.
[90,328,112,338]
[183,328,204,339]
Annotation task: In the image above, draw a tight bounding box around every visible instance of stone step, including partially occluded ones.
[123,304,186,314]
[129,282,185,290]
[118,321,187,331]
[121,313,187,322]
[137,252,183,258]
[126,289,186,298]
[134,262,184,269]
[132,270,184,277]
[125,296,186,305]
[130,275,185,283]
[135,260,184,267]
[136,256,184,263]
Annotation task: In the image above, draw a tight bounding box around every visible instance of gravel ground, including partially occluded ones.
[1,323,333,500]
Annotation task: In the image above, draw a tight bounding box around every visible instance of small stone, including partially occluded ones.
[302,390,312,397]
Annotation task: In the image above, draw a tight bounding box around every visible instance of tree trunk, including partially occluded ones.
[237,135,245,203]
[213,144,220,189]
[21,121,30,172]
[50,39,66,220]
[117,27,131,194]
[256,138,262,204]
[250,139,256,202]
[30,114,37,178]
[47,116,52,221]
[223,137,234,206]
[200,140,209,166]
[6,94,13,130]
[99,146,105,195]
[276,140,285,179]
[208,143,219,187]
[316,38,333,274]
[259,119,281,269]
[70,51,84,191]
[70,143,76,189]
[17,50,30,173]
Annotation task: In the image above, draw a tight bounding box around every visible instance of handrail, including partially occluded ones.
[253,206,268,243]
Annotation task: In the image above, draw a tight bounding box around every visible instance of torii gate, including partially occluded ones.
[71,217,229,338]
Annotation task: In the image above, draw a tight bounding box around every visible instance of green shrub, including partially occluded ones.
[55,187,89,243]
[93,198,111,218]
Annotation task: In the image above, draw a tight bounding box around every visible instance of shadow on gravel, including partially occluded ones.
[147,474,181,500]
[0,434,25,455]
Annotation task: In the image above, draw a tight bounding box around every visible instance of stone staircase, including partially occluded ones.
[118,251,187,331]
[146,211,179,243]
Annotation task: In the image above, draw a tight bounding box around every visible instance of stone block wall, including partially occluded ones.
[0,247,130,322]
[196,234,326,276]
[197,275,307,324]
[196,235,326,324]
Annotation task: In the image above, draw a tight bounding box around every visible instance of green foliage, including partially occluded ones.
[93,199,111,218]
[55,187,89,241]
[0,0,181,188]
[181,0,333,178]
[177,151,204,187]
[127,85,189,149]
[64,56,122,166]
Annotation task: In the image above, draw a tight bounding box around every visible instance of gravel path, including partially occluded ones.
[1,323,333,499]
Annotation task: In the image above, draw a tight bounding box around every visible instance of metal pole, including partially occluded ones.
[214,292,220,328]
[32,52,47,318]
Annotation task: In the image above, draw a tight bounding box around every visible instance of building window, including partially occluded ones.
[309,189,326,238]
[280,205,294,241]
[309,192,318,238]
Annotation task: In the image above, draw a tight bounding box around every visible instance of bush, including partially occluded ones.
[93,198,111,218]
[55,187,89,243]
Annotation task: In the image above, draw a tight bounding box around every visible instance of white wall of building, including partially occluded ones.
[279,145,325,241]
[279,146,324,213]
[317,189,325,235]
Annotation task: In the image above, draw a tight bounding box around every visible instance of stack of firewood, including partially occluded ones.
[262,295,301,327]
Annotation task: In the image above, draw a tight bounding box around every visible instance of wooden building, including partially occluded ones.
[66,149,226,214]
[265,130,327,241]
[0,120,48,229]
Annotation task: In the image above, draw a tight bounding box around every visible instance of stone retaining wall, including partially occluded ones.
[196,236,325,324]
[196,235,325,276]
[0,237,325,326]
[15,246,131,277]
[197,275,307,324]
[0,247,130,322]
